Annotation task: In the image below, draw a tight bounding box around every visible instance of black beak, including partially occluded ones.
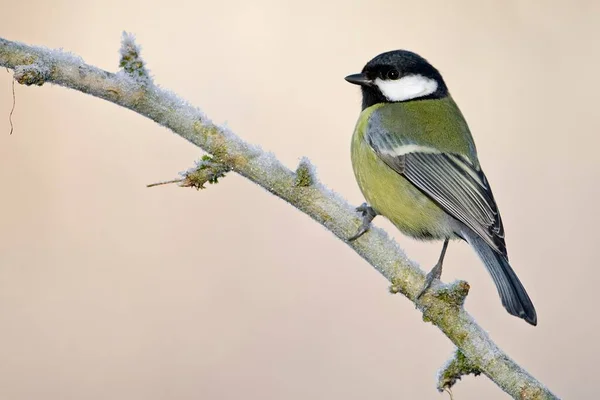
[345,73,372,87]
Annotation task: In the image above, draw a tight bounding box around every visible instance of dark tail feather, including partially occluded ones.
[463,230,537,325]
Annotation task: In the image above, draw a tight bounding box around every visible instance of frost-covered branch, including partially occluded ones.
[0,35,558,400]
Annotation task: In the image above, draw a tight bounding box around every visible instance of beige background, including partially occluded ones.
[0,0,598,398]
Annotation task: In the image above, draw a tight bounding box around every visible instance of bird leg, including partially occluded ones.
[416,238,450,300]
[348,203,378,241]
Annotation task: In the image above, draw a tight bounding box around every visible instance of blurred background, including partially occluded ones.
[0,0,598,398]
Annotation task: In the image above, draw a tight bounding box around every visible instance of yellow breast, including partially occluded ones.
[350,105,457,240]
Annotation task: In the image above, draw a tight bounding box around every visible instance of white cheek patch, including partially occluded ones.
[374,74,438,102]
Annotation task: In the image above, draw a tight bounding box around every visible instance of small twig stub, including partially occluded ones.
[437,348,482,392]
[148,155,231,190]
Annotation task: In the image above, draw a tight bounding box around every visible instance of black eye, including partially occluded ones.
[387,69,400,80]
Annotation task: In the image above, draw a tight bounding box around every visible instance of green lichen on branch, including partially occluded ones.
[433,280,470,307]
[119,32,152,83]
[294,157,316,187]
[181,155,231,189]
[387,262,419,297]
[419,280,470,324]
[147,156,231,190]
[14,64,49,86]
[437,348,482,392]
[388,284,401,294]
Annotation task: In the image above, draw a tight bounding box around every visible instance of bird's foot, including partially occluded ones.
[347,203,377,241]
[416,261,443,300]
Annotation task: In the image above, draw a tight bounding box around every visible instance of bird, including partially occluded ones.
[345,50,537,325]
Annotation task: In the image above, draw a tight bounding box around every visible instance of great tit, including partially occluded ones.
[345,50,536,325]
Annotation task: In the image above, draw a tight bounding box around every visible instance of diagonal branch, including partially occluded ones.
[0,34,558,400]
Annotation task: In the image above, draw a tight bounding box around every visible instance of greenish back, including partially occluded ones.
[371,96,479,165]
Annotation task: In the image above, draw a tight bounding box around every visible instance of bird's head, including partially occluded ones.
[345,50,448,109]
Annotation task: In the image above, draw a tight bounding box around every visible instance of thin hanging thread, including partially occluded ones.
[9,77,15,135]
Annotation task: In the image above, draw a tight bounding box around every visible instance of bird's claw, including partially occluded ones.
[355,203,371,216]
[348,203,377,242]
[416,262,443,300]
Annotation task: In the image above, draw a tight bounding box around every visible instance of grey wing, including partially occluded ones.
[367,130,507,256]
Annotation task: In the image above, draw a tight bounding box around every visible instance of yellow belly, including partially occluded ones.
[351,124,456,240]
